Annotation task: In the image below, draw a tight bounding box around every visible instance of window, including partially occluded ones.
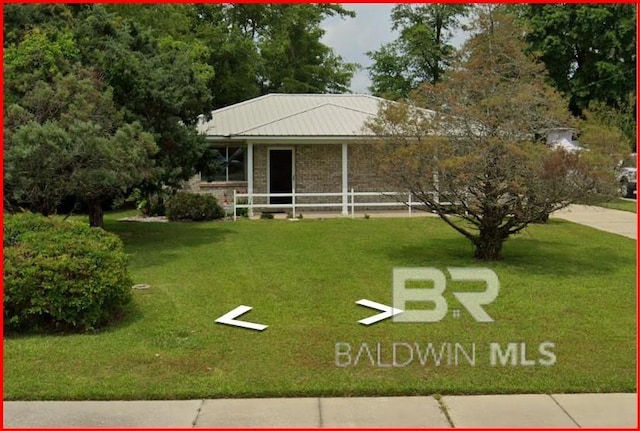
[201,146,247,182]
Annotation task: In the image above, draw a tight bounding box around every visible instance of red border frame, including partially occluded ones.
[1,2,638,431]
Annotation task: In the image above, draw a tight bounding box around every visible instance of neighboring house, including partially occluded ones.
[187,93,413,215]
[546,128,581,152]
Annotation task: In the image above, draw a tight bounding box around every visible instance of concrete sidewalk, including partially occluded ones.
[551,204,637,239]
[4,393,637,428]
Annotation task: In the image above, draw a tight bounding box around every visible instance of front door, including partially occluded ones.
[269,149,293,205]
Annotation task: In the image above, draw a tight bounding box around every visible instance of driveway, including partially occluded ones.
[551,204,637,240]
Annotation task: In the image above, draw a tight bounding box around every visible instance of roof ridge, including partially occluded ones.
[235,102,376,135]
[320,102,379,116]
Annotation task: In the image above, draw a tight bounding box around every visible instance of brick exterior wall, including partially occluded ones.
[183,173,247,207]
[347,144,390,192]
[186,142,404,212]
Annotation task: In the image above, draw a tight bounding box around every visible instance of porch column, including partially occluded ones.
[342,142,348,215]
[247,143,254,217]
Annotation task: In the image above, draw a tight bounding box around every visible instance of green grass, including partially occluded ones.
[4,214,636,400]
[598,198,637,213]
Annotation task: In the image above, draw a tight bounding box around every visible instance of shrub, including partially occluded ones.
[127,188,170,217]
[260,212,274,220]
[235,198,249,218]
[4,213,133,333]
[165,192,225,222]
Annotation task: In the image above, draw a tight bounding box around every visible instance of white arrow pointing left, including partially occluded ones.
[215,305,268,331]
[356,299,403,326]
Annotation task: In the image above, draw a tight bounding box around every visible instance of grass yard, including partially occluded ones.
[3,213,637,400]
[598,198,637,213]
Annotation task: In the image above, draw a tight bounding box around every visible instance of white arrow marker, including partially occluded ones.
[356,299,403,326]
[215,305,268,331]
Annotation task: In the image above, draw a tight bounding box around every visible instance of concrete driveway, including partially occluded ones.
[551,204,637,240]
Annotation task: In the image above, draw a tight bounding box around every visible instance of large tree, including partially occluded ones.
[517,4,636,116]
[515,4,636,149]
[4,68,157,227]
[366,6,625,260]
[4,5,213,222]
[110,4,358,108]
[4,4,359,222]
[367,4,469,99]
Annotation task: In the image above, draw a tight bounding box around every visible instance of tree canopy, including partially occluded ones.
[367,4,469,99]
[366,6,625,260]
[3,4,357,225]
[516,4,636,147]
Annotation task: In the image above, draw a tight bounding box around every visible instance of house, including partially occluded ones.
[546,128,581,152]
[187,93,416,215]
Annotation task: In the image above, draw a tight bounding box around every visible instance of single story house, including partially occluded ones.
[186,93,572,216]
[187,93,411,215]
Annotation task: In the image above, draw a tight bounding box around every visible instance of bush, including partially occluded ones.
[127,188,169,217]
[4,213,133,333]
[235,198,249,218]
[165,192,224,222]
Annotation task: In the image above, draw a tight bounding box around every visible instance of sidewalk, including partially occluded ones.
[4,393,637,428]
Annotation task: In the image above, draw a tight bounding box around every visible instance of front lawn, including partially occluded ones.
[598,198,637,213]
[3,215,636,400]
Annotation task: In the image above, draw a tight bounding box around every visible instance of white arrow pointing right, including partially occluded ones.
[356,299,403,326]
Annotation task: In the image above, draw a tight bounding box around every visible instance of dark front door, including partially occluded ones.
[269,149,293,205]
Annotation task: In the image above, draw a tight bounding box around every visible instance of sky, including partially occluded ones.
[320,4,398,95]
[320,4,470,95]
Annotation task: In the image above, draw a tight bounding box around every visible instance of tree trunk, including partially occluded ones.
[474,227,505,260]
[87,199,104,228]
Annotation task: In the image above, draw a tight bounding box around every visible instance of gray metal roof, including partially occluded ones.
[197,93,393,139]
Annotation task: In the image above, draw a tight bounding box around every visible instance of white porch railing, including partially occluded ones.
[232,189,446,220]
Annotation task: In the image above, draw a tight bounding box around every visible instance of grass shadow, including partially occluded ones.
[105,219,237,270]
[385,222,634,277]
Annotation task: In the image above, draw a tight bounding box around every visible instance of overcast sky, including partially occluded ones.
[320,4,470,95]
[320,4,397,94]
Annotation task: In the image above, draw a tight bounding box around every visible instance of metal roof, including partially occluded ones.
[197,93,396,139]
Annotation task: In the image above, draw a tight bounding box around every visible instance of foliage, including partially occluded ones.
[257,5,358,94]
[107,4,358,108]
[127,187,172,217]
[260,212,274,220]
[235,198,249,218]
[516,4,636,115]
[366,6,622,260]
[577,105,632,169]
[367,4,469,99]
[3,4,359,224]
[165,192,225,222]
[3,213,132,333]
[4,67,158,227]
[72,6,214,189]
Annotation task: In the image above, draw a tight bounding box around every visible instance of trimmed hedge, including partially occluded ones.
[165,192,225,222]
[4,213,132,333]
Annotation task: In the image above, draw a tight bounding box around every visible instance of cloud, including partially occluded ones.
[321,4,471,95]
[321,4,398,94]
